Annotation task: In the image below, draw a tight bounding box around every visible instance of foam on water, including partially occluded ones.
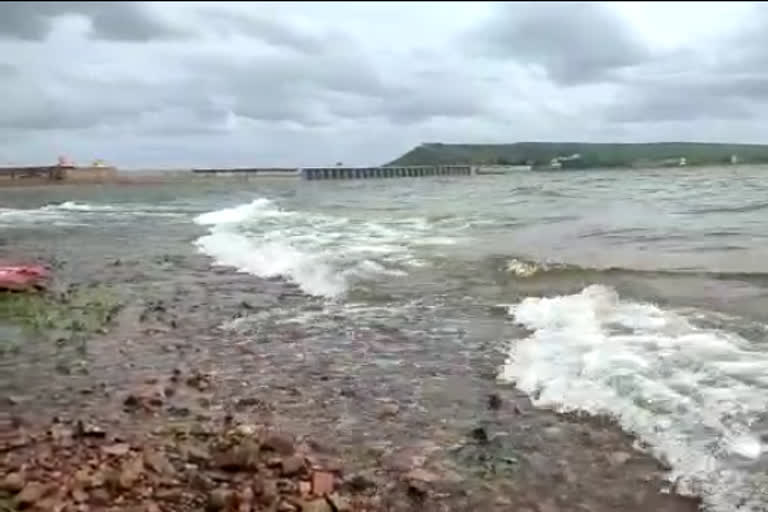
[0,201,187,226]
[500,284,768,512]
[194,198,453,298]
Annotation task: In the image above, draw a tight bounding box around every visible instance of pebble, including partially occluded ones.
[328,493,352,512]
[208,487,233,511]
[378,403,400,418]
[16,482,47,506]
[405,468,440,483]
[144,449,176,476]
[302,498,332,512]
[281,455,306,477]
[101,443,131,456]
[609,451,632,467]
[488,393,502,410]
[264,433,295,455]
[0,472,25,493]
[277,500,300,512]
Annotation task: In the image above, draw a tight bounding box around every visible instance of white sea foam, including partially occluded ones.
[0,201,186,225]
[193,198,451,298]
[500,284,768,512]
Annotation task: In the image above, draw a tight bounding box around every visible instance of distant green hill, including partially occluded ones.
[387,142,768,168]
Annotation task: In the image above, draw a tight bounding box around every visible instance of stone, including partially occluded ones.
[16,482,47,506]
[216,441,260,471]
[145,502,161,512]
[608,451,631,467]
[488,393,502,410]
[259,479,278,505]
[119,456,144,489]
[405,469,440,483]
[0,472,24,493]
[302,498,332,512]
[378,403,399,419]
[184,444,211,465]
[281,455,305,477]
[299,481,311,496]
[101,443,131,456]
[91,488,110,506]
[144,449,176,476]
[277,500,299,512]
[72,487,88,503]
[328,493,352,512]
[263,433,295,455]
[471,426,488,444]
[75,421,106,438]
[207,487,233,511]
[311,471,335,495]
[234,424,257,436]
[343,474,376,492]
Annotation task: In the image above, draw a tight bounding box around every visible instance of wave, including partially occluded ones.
[499,284,768,512]
[0,201,189,225]
[503,257,768,282]
[193,198,446,298]
[683,201,768,215]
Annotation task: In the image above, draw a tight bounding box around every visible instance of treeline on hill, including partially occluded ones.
[387,142,768,168]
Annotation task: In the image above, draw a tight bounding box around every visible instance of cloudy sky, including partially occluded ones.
[0,1,766,168]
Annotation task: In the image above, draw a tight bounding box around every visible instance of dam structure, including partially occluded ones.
[301,164,472,180]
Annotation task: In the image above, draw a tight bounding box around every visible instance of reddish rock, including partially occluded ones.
[119,456,144,489]
[144,449,175,476]
[208,487,233,511]
[299,481,312,496]
[101,443,131,456]
[311,471,335,496]
[72,487,88,503]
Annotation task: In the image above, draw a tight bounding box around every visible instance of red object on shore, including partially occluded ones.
[0,264,50,291]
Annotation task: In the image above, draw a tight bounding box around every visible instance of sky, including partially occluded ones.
[0,1,767,168]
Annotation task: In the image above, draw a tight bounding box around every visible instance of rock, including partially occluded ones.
[407,480,429,500]
[72,487,88,503]
[378,403,399,419]
[0,472,25,493]
[144,449,176,476]
[4,395,21,406]
[119,456,144,489]
[16,482,47,506]
[302,498,332,512]
[488,393,502,410]
[277,500,299,512]
[608,451,632,467]
[235,397,265,411]
[216,441,260,471]
[470,426,488,444]
[299,481,311,496]
[145,502,161,512]
[343,474,376,492]
[281,455,306,477]
[74,469,90,487]
[234,424,257,436]
[405,469,440,483]
[91,488,110,506]
[237,486,254,511]
[259,479,278,506]
[101,443,131,456]
[186,371,211,391]
[263,433,295,455]
[75,421,106,438]
[207,487,233,511]
[328,493,352,512]
[184,444,211,465]
[311,471,335,495]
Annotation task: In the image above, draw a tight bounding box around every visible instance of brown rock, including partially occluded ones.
[259,479,278,506]
[281,455,305,477]
[0,472,25,493]
[16,482,48,506]
[302,498,332,512]
[145,502,161,512]
[144,449,176,476]
[216,441,260,471]
[277,500,299,512]
[119,456,144,489]
[311,471,334,496]
[74,469,90,487]
[236,486,254,512]
[342,474,376,492]
[327,493,352,512]
[101,443,131,456]
[72,487,88,503]
[77,504,90,512]
[207,487,233,511]
[184,444,211,465]
[91,488,110,506]
[263,433,294,455]
[299,481,311,496]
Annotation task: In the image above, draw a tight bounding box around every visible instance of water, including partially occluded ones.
[3,166,768,510]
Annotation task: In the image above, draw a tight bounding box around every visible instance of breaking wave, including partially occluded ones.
[193,198,451,298]
[500,284,768,512]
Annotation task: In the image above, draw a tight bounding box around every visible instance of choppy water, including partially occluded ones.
[3,166,768,510]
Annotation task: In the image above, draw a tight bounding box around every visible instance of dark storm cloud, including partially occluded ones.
[0,2,185,41]
[469,2,650,85]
